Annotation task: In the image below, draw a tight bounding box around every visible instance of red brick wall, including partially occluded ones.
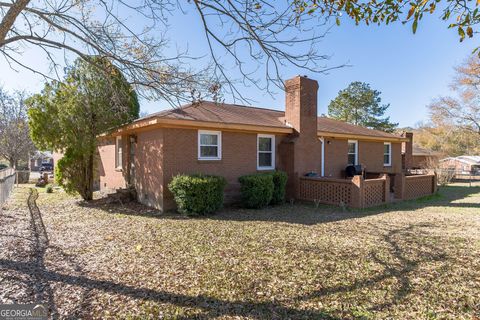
[285,76,322,176]
[133,129,164,209]
[402,132,413,169]
[284,76,322,197]
[98,128,405,211]
[141,128,287,211]
[359,141,402,174]
[323,138,348,178]
[97,137,126,192]
[323,138,402,178]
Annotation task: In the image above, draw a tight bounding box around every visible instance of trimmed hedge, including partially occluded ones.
[238,173,274,209]
[268,171,288,205]
[168,174,226,215]
[239,171,288,208]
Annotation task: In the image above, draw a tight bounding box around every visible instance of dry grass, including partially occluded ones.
[1,184,479,319]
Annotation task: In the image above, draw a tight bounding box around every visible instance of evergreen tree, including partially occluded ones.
[27,57,139,200]
[328,82,398,132]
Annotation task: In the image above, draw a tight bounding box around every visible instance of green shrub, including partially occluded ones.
[238,173,274,209]
[168,174,226,215]
[45,184,53,193]
[268,171,288,205]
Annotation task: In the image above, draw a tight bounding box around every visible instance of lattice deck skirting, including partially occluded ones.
[404,174,435,200]
[298,175,388,208]
[298,173,436,209]
[299,177,352,206]
[363,179,385,207]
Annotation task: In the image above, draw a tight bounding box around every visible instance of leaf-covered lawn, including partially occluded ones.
[1,184,479,319]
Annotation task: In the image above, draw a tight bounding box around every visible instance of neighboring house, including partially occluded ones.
[98,76,411,211]
[401,139,441,169]
[439,156,480,175]
[29,151,54,171]
[411,146,441,168]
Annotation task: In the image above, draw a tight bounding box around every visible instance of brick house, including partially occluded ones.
[29,151,54,171]
[401,134,441,169]
[410,146,441,169]
[439,156,480,174]
[95,76,425,211]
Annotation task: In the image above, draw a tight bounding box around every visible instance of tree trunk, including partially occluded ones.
[0,0,31,44]
[83,151,94,201]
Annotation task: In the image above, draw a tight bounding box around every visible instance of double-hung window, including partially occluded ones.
[347,140,358,166]
[115,136,123,169]
[198,130,221,160]
[384,142,392,166]
[257,134,275,170]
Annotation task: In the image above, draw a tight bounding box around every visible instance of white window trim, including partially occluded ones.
[384,142,392,167]
[198,130,222,160]
[257,134,275,170]
[348,140,358,166]
[115,136,123,169]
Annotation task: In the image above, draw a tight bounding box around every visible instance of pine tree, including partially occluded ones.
[328,82,398,132]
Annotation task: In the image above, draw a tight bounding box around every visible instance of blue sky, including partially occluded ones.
[0,7,477,127]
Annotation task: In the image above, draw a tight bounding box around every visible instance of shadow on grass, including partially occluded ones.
[0,256,343,319]
[208,185,480,225]
[293,222,451,314]
[76,185,480,226]
[1,199,452,319]
[1,187,341,319]
[2,187,465,318]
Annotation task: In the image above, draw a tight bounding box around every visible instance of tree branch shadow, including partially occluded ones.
[0,257,341,319]
[292,223,449,313]
[1,187,339,319]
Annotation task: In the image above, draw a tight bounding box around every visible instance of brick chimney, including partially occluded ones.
[402,132,413,169]
[285,76,318,136]
[284,75,321,178]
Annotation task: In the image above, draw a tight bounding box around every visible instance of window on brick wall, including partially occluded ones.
[384,142,392,166]
[115,136,123,169]
[198,130,222,160]
[347,140,358,165]
[257,134,275,170]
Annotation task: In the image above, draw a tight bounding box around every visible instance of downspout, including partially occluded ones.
[319,137,325,177]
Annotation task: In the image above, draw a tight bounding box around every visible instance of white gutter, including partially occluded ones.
[319,137,325,177]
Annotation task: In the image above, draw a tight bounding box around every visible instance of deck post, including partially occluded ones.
[381,174,390,204]
[351,175,364,208]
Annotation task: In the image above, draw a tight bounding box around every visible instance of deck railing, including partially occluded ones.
[298,174,390,208]
[299,172,437,208]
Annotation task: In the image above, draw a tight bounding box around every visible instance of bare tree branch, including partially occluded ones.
[0,0,30,43]
[0,0,337,105]
[0,86,35,168]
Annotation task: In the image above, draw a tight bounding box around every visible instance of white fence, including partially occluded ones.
[0,168,16,207]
